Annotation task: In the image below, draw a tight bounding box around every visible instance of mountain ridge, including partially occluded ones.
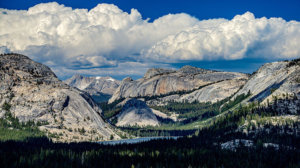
[109,65,248,104]
[0,53,121,142]
[64,74,121,103]
[1,53,299,140]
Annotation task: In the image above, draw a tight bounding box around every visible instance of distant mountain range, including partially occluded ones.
[105,60,299,127]
[0,53,299,142]
[109,65,249,104]
[64,74,120,103]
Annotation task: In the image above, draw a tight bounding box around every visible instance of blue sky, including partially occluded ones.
[1,0,300,21]
[0,0,300,80]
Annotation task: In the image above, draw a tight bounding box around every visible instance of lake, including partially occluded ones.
[99,136,180,145]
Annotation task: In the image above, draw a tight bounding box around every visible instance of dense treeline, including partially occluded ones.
[0,126,299,168]
[119,127,196,137]
[100,89,251,132]
[287,57,300,67]
[98,98,124,119]
[0,110,45,141]
[152,100,223,120]
[1,87,300,167]
[100,80,230,121]
[254,95,300,116]
[220,91,250,112]
[1,98,300,167]
[151,92,250,123]
[204,98,299,134]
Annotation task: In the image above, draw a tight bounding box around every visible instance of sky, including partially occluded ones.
[0,0,300,80]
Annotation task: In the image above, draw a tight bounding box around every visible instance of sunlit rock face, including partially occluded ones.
[0,54,120,142]
[234,60,300,104]
[116,99,159,127]
[109,65,248,104]
[65,75,120,103]
[147,79,247,105]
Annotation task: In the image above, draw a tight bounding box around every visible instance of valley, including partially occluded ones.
[0,53,299,167]
[1,1,300,167]
[1,54,299,140]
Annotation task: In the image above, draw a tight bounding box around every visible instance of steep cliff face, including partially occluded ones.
[178,79,246,103]
[147,79,247,106]
[234,60,300,104]
[65,75,120,102]
[109,65,248,103]
[0,54,120,142]
[116,99,159,127]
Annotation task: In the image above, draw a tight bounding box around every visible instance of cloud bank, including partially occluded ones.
[0,2,299,78]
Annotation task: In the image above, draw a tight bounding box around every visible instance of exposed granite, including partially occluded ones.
[109,66,248,103]
[64,74,120,102]
[0,54,121,142]
[116,99,159,127]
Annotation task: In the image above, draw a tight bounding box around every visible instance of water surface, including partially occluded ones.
[99,136,180,145]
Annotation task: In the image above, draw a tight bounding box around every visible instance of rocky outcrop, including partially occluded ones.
[0,54,120,142]
[151,108,178,121]
[116,99,159,127]
[65,74,120,102]
[178,79,246,103]
[109,66,248,103]
[144,68,176,79]
[234,60,300,104]
[147,79,247,105]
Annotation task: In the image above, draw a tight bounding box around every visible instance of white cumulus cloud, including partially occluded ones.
[144,12,300,61]
[0,2,299,78]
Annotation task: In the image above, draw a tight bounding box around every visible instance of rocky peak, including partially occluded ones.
[144,68,176,79]
[142,66,214,80]
[109,65,249,103]
[0,53,120,142]
[0,54,56,78]
[178,65,214,74]
[122,77,133,82]
[234,60,300,103]
[65,74,121,103]
[73,74,84,79]
[116,99,159,126]
[65,74,94,90]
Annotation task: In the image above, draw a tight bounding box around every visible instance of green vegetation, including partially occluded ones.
[79,127,86,135]
[152,100,222,120]
[199,97,300,137]
[102,92,252,136]
[1,136,299,168]
[0,111,45,141]
[0,96,299,167]
[99,98,124,119]
[119,127,196,137]
[151,92,250,123]
[101,82,227,121]
[287,57,300,67]
[220,91,251,112]
[111,99,228,136]
[101,82,251,136]
[2,102,11,112]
